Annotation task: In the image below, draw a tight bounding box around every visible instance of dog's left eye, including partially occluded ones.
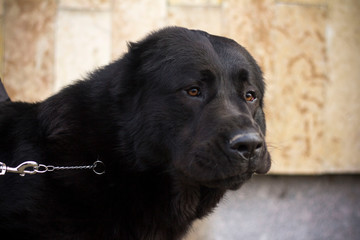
[245,91,256,102]
[187,88,201,97]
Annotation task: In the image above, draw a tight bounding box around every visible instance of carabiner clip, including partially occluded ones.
[5,161,39,176]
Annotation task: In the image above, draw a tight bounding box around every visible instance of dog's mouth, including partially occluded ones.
[198,172,253,190]
[174,140,271,190]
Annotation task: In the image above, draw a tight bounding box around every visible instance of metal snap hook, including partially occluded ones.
[4,161,39,176]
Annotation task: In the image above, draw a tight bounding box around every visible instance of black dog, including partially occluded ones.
[0,27,271,240]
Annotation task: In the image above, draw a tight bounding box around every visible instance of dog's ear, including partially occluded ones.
[126,37,165,73]
[123,31,177,91]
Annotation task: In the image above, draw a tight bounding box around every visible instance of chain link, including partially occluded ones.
[0,160,105,176]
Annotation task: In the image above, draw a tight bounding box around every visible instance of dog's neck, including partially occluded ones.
[106,171,226,239]
[35,79,227,239]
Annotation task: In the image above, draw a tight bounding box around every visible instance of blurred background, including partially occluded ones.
[0,0,359,239]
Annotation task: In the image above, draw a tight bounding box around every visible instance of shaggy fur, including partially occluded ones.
[0,27,271,240]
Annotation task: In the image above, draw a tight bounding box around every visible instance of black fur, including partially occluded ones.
[0,27,271,240]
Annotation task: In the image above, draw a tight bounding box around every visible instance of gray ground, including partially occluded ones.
[186,175,360,240]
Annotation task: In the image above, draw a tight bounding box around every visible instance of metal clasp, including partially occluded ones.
[0,162,6,175]
[92,160,106,175]
[4,161,39,176]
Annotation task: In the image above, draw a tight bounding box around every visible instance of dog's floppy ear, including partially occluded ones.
[123,39,160,91]
[123,31,177,91]
[126,36,166,73]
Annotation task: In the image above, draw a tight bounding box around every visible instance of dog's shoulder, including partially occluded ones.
[0,102,38,127]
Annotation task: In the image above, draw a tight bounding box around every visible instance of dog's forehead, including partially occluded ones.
[209,36,252,74]
[136,27,264,94]
[196,32,264,94]
[182,32,250,69]
[160,30,252,77]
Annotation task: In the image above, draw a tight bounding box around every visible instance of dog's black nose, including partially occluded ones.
[229,132,263,159]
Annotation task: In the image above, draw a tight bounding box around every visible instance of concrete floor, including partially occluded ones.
[186,175,360,240]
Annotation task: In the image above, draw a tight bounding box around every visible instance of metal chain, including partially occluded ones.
[0,160,105,176]
[37,160,105,175]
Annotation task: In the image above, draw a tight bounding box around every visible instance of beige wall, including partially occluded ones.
[0,0,359,174]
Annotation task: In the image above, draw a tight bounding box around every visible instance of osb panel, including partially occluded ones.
[111,0,166,59]
[321,0,360,172]
[1,0,359,174]
[59,0,110,10]
[0,20,3,81]
[0,0,3,80]
[184,219,211,240]
[275,0,326,5]
[224,0,360,173]
[0,0,3,15]
[267,5,328,173]
[3,0,56,102]
[168,0,222,6]
[54,10,111,92]
[224,0,275,77]
[167,5,224,36]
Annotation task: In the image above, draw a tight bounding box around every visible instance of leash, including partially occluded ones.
[0,159,105,176]
[0,81,105,177]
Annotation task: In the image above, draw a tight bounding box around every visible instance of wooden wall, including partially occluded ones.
[0,0,359,174]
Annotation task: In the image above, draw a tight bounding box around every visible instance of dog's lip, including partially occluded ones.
[253,152,271,174]
[199,172,253,190]
[254,164,271,174]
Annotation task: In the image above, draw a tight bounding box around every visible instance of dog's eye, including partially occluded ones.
[187,88,201,97]
[245,91,256,102]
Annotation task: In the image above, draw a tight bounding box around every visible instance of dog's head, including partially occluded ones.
[119,27,271,190]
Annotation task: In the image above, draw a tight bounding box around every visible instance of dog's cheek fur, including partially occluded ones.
[125,93,189,170]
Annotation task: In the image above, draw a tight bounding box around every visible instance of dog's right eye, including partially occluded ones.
[245,91,256,102]
[187,88,201,97]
